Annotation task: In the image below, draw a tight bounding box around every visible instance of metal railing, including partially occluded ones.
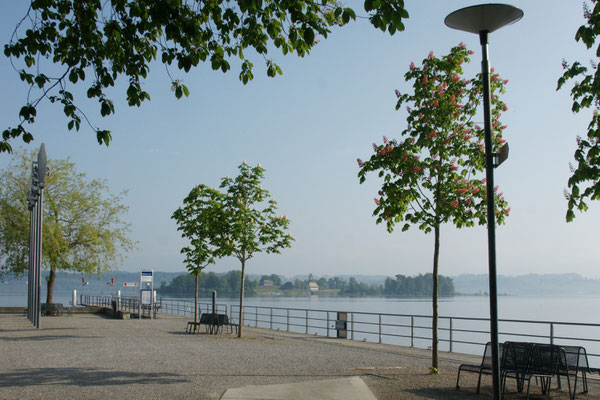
[81,295,228,318]
[81,295,600,367]
[228,304,600,367]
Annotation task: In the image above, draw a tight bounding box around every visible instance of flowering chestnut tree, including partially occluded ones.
[172,184,225,325]
[557,0,600,222]
[357,44,510,371]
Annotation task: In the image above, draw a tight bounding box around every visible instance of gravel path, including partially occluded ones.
[1,313,598,399]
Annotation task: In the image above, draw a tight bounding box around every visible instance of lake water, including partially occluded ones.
[3,291,599,365]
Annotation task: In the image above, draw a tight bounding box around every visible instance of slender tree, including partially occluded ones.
[172,184,224,324]
[217,162,293,337]
[357,44,510,372]
[2,0,409,153]
[557,0,600,221]
[0,150,134,303]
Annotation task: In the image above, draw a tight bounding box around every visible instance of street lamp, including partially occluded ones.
[445,4,523,400]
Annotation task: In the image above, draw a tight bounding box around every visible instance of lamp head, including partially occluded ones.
[445,4,523,34]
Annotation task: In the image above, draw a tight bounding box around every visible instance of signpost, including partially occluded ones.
[139,270,154,319]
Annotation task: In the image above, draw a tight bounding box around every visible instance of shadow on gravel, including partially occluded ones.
[0,334,103,342]
[404,387,483,399]
[0,368,187,388]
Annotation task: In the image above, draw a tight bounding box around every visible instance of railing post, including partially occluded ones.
[287,309,290,332]
[351,312,354,340]
[449,318,453,353]
[550,323,554,345]
[270,308,273,330]
[305,310,309,334]
[379,314,382,344]
[256,308,258,328]
[411,316,414,347]
[327,312,330,338]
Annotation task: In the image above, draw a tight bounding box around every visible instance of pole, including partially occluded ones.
[480,30,501,400]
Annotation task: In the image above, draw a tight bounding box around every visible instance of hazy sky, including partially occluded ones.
[1,1,599,279]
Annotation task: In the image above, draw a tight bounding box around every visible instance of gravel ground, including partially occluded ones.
[1,313,598,400]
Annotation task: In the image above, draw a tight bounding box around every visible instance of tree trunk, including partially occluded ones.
[46,265,56,305]
[238,252,246,338]
[431,225,440,372]
[194,271,199,324]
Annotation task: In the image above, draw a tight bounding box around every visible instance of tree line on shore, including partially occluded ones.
[158,271,455,297]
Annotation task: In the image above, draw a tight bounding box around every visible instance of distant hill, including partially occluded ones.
[452,273,600,296]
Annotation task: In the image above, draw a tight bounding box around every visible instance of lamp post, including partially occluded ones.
[445,4,523,400]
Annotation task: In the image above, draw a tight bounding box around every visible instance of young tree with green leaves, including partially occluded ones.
[172,184,224,324]
[357,44,510,372]
[0,150,134,304]
[557,0,600,222]
[2,0,409,153]
[217,162,293,337]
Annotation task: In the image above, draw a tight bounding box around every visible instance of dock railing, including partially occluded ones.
[81,295,600,367]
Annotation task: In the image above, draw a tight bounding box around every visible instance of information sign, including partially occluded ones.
[123,282,138,287]
[140,270,153,283]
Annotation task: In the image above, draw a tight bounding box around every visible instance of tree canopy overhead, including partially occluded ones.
[558,0,600,221]
[2,0,409,153]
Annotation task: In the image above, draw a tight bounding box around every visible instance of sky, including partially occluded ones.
[1,1,599,279]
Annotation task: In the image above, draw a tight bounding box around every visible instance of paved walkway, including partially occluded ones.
[1,313,598,399]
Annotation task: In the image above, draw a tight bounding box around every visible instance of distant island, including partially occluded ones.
[2,271,599,299]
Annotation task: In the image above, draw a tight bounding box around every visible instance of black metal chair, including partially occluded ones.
[501,341,532,394]
[557,345,597,399]
[456,342,505,393]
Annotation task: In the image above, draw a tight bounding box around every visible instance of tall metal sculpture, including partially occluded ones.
[27,144,47,328]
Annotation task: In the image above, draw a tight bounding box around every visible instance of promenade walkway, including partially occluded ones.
[0,313,597,399]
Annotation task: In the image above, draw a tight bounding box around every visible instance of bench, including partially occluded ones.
[41,303,64,316]
[186,313,237,334]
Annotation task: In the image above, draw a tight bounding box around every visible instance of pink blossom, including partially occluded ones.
[506,207,511,215]
[450,95,456,103]
[432,153,439,159]
[410,61,415,71]
[451,130,457,137]
[493,120,499,128]
[492,74,500,82]
[428,51,434,59]
[457,188,468,195]
[482,178,487,184]
[494,185,499,192]
[422,76,429,85]
[372,143,378,152]
[450,165,458,171]
[466,198,473,206]
[503,80,509,84]
[451,199,459,208]
[374,198,380,206]
[395,89,401,98]
[500,125,507,130]
[383,136,388,144]
[450,157,457,164]
[468,50,475,55]
[475,124,481,130]
[418,113,424,119]
[413,155,420,161]
[357,158,364,167]
[401,153,408,162]
[455,103,464,109]
[490,68,495,73]
[459,42,466,48]
[472,187,481,194]
[437,86,445,94]
[427,130,437,139]
[497,137,506,144]
[432,99,439,108]
[457,89,464,95]
[503,104,508,111]
[464,134,473,140]
[452,74,460,82]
